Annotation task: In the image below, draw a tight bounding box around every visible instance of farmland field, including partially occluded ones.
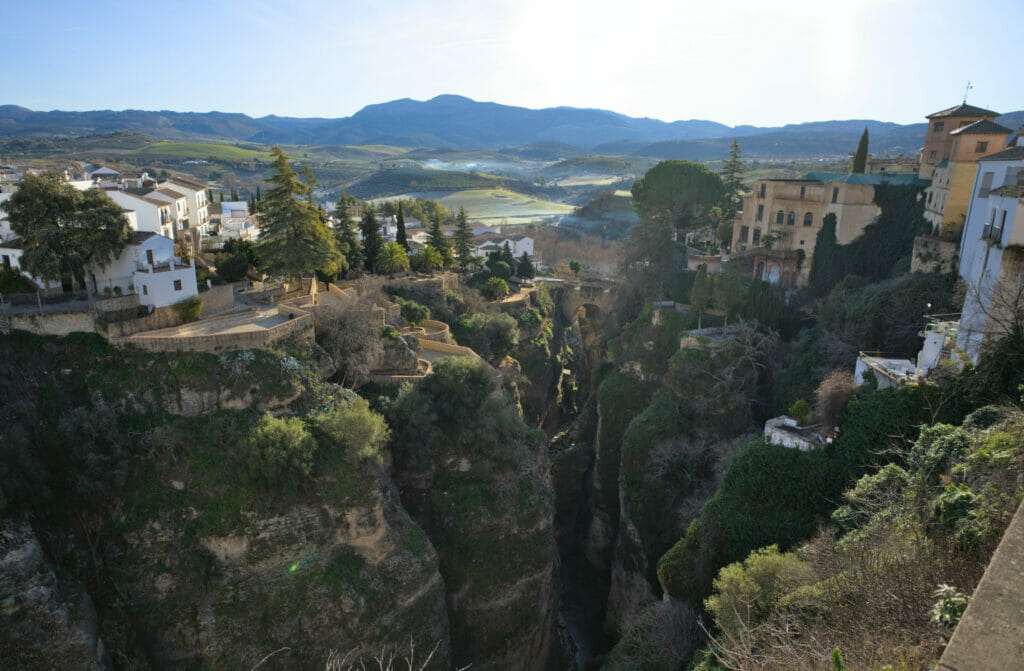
[437,188,575,225]
[127,141,277,161]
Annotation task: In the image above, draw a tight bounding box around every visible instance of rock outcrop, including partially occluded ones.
[0,518,109,670]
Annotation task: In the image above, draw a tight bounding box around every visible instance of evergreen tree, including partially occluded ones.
[851,128,869,174]
[396,202,409,251]
[427,211,452,267]
[808,213,841,296]
[207,189,214,206]
[500,242,515,267]
[256,185,262,204]
[690,263,713,331]
[454,206,474,268]
[302,166,318,207]
[720,139,745,219]
[376,241,410,278]
[231,187,239,201]
[219,191,224,202]
[359,203,384,273]
[517,252,535,279]
[713,265,745,327]
[334,198,362,277]
[256,147,340,284]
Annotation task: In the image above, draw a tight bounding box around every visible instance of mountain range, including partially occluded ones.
[1,95,1022,160]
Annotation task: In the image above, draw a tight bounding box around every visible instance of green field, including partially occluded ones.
[437,188,575,225]
[127,141,277,161]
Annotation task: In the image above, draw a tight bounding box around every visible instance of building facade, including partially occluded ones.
[918,102,999,180]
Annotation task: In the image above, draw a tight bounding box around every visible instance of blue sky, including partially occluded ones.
[3,0,1022,126]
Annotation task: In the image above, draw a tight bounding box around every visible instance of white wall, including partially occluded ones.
[91,235,176,293]
[134,259,198,308]
[105,191,168,236]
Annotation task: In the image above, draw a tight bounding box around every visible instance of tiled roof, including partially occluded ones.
[926,102,999,119]
[991,184,1024,198]
[802,172,931,186]
[979,146,1024,162]
[166,177,206,192]
[950,119,1012,136]
[0,236,24,250]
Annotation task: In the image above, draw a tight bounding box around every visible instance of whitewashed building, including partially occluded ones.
[956,136,1024,363]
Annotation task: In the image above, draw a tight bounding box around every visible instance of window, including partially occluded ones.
[799,185,806,198]
[775,210,784,225]
[927,191,933,205]
[978,172,994,198]
[739,225,749,242]
[803,212,813,227]
[173,279,183,291]
[752,228,761,245]
[756,204,764,221]
[146,249,154,266]
[934,121,944,133]
[799,239,805,245]
[1,254,9,269]
[996,210,1008,240]
[976,141,989,153]
[929,150,937,160]
[831,187,839,203]
[787,212,796,226]
[143,285,148,296]
[759,183,766,198]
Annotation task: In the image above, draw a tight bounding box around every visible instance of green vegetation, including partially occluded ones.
[349,166,501,198]
[128,140,276,161]
[171,295,203,322]
[1,172,130,288]
[437,188,574,224]
[243,412,317,492]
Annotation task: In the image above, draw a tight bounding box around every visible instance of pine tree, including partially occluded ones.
[359,203,384,273]
[851,128,869,173]
[334,193,362,277]
[517,252,535,279]
[500,241,515,267]
[454,206,474,268]
[256,147,340,284]
[230,187,238,201]
[396,202,409,251]
[427,211,452,267]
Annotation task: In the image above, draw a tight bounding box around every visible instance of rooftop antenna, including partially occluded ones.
[963,80,973,103]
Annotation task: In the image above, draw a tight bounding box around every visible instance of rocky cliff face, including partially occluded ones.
[0,518,109,670]
[388,357,559,670]
[96,472,450,670]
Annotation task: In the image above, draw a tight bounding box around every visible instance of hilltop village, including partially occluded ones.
[2,100,1024,671]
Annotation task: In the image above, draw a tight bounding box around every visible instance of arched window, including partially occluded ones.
[803,212,813,227]
[775,210,784,225]
[787,211,796,226]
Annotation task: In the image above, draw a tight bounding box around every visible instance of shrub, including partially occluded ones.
[453,312,518,361]
[311,395,390,464]
[788,398,811,425]
[816,370,856,429]
[481,276,509,300]
[214,251,250,282]
[396,296,430,325]
[172,295,203,322]
[0,266,33,293]
[490,260,511,280]
[243,412,316,492]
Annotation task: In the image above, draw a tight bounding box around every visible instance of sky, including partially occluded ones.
[3,0,1022,127]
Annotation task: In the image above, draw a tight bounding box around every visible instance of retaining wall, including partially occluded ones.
[198,284,236,317]
[126,311,314,354]
[9,311,96,336]
[911,235,959,274]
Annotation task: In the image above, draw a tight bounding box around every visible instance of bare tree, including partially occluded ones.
[315,294,385,386]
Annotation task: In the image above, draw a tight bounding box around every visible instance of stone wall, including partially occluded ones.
[126,311,314,354]
[102,305,183,338]
[9,311,96,336]
[411,319,451,343]
[911,235,959,274]
[92,294,139,314]
[198,284,235,317]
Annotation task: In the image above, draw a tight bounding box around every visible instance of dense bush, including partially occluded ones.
[394,296,430,325]
[481,276,509,301]
[243,412,316,492]
[311,395,390,464]
[172,295,203,322]
[453,312,518,361]
[213,251,249,282]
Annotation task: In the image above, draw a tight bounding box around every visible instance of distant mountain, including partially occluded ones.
[1,96,1021,159]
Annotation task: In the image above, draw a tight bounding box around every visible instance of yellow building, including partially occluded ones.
[730,172,929,286]
[919,102,999,179]
[923,119,1012,236]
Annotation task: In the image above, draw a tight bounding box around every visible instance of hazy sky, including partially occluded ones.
[4,0,1022,126]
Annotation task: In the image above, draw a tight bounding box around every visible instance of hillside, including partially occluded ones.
[4,96,1019,158]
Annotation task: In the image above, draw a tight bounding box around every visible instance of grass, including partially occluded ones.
[127,141,277,161]
[436,188,575,225]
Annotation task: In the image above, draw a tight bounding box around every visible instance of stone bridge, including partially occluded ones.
[545,279,618,321]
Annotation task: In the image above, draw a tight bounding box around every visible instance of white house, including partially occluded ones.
[216,201,258,241]
[92,232,199,308]
[162,177,211,235]
[956,137,1024,362]
[475,233,534,259]
[104,189,176,238]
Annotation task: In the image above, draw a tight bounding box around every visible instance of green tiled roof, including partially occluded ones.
[802,172,931,186]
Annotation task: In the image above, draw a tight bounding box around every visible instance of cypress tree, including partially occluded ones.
[720,139,745,218]
[690,263,713,331]
[808,213,841,296]
[396,202,409,251]
[517,252,535,279]
[230,187,238,201]
[851,128,869,174]
[359,203,384,273]
[454,206,474,268]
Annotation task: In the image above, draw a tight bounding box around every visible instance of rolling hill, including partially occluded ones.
[2,98,1021,160]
